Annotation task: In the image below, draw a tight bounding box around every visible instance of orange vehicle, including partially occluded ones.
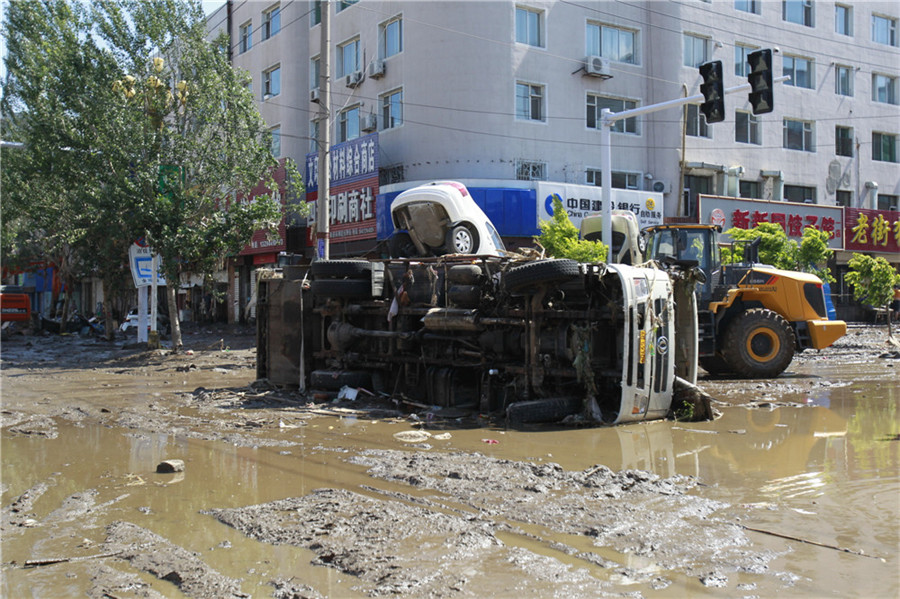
[0,285,32,323]
[644,224,846,378]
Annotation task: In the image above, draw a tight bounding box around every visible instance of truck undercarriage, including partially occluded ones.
[257,256,695,425]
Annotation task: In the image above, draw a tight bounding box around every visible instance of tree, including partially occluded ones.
[721,222,798,270]
[844,253,900,337]
[797,226,835,283]
[3,0,302,347]
[536,197,607,263]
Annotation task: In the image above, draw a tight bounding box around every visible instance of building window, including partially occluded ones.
[336,0,358,13]
[379,16,403,59]
[686,104,709,138]
[515,6,543,47]
[736,111,761,144]
[239,21,252,53]
[872,14,898,46]
[269,126,281,157]
[309,119,319,153]
[587,95,638,134]
[683,34,708,67]
[586,22,636,64]
[873,74,898,104]
[740,181,761,199]
[516,160,547,181]
[835,65,853,96]
[835,4,852,36]
[338,105,360,142]
[311,1,321,26]
[873,132,898,163]
[783,0,813,27]
[734,44,757,77]
[878,194,899,211]
[784,185,816,203]
[835,126,854,157]
[262,4,280,40]
[836,190,852,207]
[380,164,405,186]
[586,169,639,189]
[516,82,544,121]
[783,55,813,89]
[338,38,360,77]
[735,1,760,15]
[310,56,320,90]
[381,89,403,129]
[783,118,814,152]
[263,65,280,99]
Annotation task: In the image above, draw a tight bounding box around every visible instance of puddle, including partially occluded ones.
[2,340,898,597]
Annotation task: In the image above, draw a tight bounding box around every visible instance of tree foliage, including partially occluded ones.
[2,0,303,347]
[844,253,900,335]
[721,223,835,282]
[536,197,607,263]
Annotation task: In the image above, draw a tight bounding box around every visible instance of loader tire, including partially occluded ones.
[504,259,580,294]
[310,259,372,279]
[698,354,733,377]
[721,309,795,378]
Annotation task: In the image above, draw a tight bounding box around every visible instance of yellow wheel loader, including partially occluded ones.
[644,224,846,378]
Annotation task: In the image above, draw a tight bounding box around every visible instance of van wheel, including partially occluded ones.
[721,309,795,378]
[446,224,478,254]
[504,259,580,294]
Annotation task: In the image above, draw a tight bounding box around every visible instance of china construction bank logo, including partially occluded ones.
[544,193,564,216]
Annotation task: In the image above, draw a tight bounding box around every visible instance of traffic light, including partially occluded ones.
[746,48,774,115]
[698,60,725,123]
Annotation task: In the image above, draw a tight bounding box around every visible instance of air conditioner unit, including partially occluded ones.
[345,70,363,88]
[310,88,320,103]
[584,55,612,79]
[651,180,670,194]
[362,113,377,132]
[367,59,385,79]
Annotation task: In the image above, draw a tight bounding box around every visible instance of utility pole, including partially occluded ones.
[316,0,331,260]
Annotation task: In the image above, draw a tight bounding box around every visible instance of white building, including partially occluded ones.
[207,0,899,260]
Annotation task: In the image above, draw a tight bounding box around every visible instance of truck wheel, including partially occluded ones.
[506,396,582,425]
[504,259,580,294]
[389,232,417,258]
[310,259,372,279]
[698,355,733,376]
[446,224,478,254]
[311,279,372,298]
[448,264,483,285]
[721,309,795,378]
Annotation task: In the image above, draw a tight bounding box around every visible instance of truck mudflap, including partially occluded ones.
[805,319,847,350]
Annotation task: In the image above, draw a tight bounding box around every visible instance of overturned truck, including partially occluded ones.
[257,254,699,425]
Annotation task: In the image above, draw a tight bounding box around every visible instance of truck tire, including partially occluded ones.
[698,355,733,376]
[389,232,417,258]
[311,278,372,298]
[446,223,478,254]
[448,264,483,285]
[310,369,373,391]
[310,259,372,279]
[721,309,795,378]
[506,396,582,425]
[504,259,580,294]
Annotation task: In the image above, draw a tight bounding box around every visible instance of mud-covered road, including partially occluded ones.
[2,323,898,598]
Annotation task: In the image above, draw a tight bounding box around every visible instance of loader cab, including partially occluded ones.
[645,225,721,302]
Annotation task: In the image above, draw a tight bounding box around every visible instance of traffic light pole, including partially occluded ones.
[598,75,789,259]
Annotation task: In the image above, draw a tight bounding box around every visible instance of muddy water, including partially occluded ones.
[2,349,898,597]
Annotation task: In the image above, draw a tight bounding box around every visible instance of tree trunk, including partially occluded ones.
[102,278,116,341]
[59,276,74,335]
[166,283,182,351]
